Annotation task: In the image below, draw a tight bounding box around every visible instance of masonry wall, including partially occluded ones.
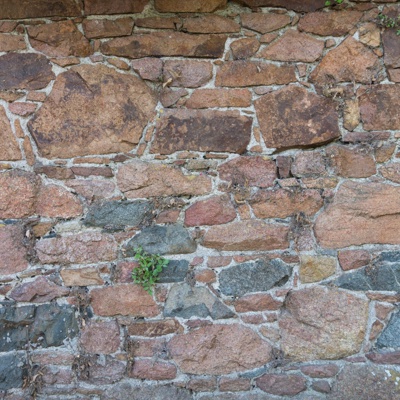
[1,0,400,399]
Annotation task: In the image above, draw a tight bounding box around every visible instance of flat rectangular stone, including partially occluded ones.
[84,0,148,15]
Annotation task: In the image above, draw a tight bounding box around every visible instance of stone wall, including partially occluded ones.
[1,0,400,398]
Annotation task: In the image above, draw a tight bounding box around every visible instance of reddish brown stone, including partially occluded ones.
[28,20,92,58]
[338,250,370,271]
[366,351,400,365]
[381,162,400,183]
[343,99,360,131]
[127,319,183,337]
[326,144,376,178]
[36,185,82,218]
[230,37,260,59]
[186,377,217,392]
[219,156,276,188]
[375,143,396,163]
[183,15,239,33]
[185,195,236,227]
[219,378,251,392]
[359,84,400,131]
[0,106,21,161]
[342,131,391,143]
[383,29,400,69]
[216,61,296,87]
[280,287,369,360]
[255,86,340,150]
[91,284,159,317]
[35,232,118,265]
[256,374,307,396]
[130,360,176,380]
[101,31,227,59]
[300,364,339,378]
[0,170,39,219]
[117,161,211,198]
[151,109,252,155]
[71,167,113,178]
[0,0,81,19]
[163,60,212,87]
[130,338,165,357]
[82,18,134,39]
[135,16,179,29]
[0,21,16,32]
[367,293,400,303]
[155,0,226,12]
[28,65,157,159]
[131,58,163,81]
[251,189,323,218]
[203,220,289,251]
[195,269,216,283]
[34,165,73,180]
[9,102,37,117]
[0,53,55,91]
[258,30,324,62]
[80,321,120,354]
[235,293,281,312]
[51,56,80,67]
[186,89,252,108]
[65,179,116,202]
[233,0,325,12]
[241,13,290,33]
[168,324,272,375]
[311,37,381,84]
[0,33,25,51]
[358,22,381,48]
[388,68,400,82]
[107,58,129,70]
[0,91,24,102]
[315,181,400,248]
[207,256,231,268]
[26,92,47,102]
[160,88,188,108]
[299,11,362,36]
[0,225,28,275]
[84,0,148,14]
[9,276,69,303]
[61,268,103,286]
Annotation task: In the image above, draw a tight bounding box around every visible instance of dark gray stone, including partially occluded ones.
[332,253,400,292]
[84,200,153,230]
[164,283,235,320]
[30,303,78,347]
[219,259,292,297]
[376,311,400,349]
[0,303,78,351]
[0,353,26,391]
[101,382,193,400]
[125,224,196,255]
[158,260,189,283]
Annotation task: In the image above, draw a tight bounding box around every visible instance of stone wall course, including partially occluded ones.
[1,2,400,398]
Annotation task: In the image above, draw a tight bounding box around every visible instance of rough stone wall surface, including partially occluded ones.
[0,0,400,399]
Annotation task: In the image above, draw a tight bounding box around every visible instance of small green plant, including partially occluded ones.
[378,13,400,36]
[131,246,169,294]
[324,0,344,6]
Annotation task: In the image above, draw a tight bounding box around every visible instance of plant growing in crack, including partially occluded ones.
[131,246,169,294]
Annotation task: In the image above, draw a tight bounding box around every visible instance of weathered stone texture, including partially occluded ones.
[152,110,252,155]
[0,106,21,161]
[241,13,290,33]
[315,182,400,248]
[0,53,55,91]
[155,0,226,12]
[130,360,177,380]
[255,86,340,149]
[256,374,307,396]
[258,30,324,62]
[230,37,260,59]
[164,283,234,319]
[0,225,28,275]
[126,224,196,255]
[183,15,240,33]
[91,284,159,317]
[216,61,296,87]
[163,60,212,88]
[35,232,118,265]
[84,0,148,14]
[127,319,183,337]
[203,221,289,251]
[311,37,381,84]
[82,18,134,39]
[186,89,252,108]
[383,29,400,69]
[219,259,292,297]
[234,293,282,313]
[28,20,91,58]
[233,0,325,12]
[61,267,103,286]
[117,161,211,198]
[359,84,400,130]
[299,255,336,283]
[168,324,272,374]
[0,33,25,51]
[28,65,157,159]
[101,32,227,58]
[158,260,190,283]
[299,11,362,36]
[80,321,120,354]
[0,0,81,19]
[0,353,26,390]
[280,287,369,360]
